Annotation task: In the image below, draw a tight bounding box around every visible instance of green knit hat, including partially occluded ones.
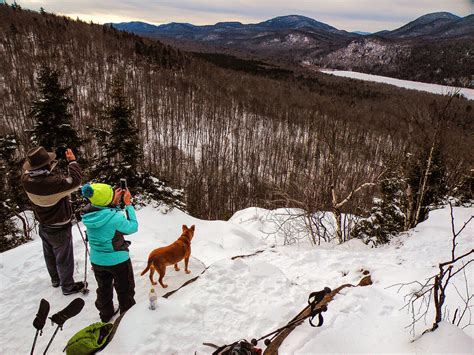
[81,183,114,207]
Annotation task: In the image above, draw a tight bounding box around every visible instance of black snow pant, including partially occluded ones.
[38,223,76,292]
[92,259,136,322]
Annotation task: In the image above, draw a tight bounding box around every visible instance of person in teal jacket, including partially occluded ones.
[81,183,138,322]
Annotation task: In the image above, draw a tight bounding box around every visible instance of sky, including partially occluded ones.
[10,0,474,32]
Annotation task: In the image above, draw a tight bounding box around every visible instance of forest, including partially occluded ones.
[0,5,473,250]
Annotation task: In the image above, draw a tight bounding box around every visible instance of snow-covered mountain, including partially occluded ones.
[111,12,473,42]
[112,14,347,36]
[110,12,474,87]
[1,204,472,354]
[381,12,473,39]
[111,14,355,50]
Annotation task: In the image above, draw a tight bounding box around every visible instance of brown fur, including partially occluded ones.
[140,224,195,288]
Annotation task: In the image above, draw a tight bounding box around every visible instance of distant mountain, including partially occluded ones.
[113,15,345,35]
[111,12,474,87]
[112,21,161,33]
[255,15,339,32]
[383,12,473,38]
[111,12,473,42]
[352,31,371,36]
[111,14,358,51]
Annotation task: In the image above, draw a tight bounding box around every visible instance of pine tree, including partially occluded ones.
[107,77,143,187]
[29,66,81,152]
[90,75,186,211]
[453,174,473,206]
[90,75,142,188]
[352,177,406,246]
[0,134,31,251]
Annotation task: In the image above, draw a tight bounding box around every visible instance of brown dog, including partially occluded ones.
[141,224,195,288]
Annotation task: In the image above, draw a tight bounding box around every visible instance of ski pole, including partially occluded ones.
[42,326,60,355]
[77,222,89,293]
[74,215,90,258]
[31,299,50,355]
[251,305,327,347]
[31,331,40,355]
[73,214,90,294]
[251,287,331,347]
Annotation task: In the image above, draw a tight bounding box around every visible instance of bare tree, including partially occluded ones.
[389,203,473,336]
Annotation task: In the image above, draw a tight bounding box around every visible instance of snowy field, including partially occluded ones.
[320,70,474,101]
[0,205,473,354]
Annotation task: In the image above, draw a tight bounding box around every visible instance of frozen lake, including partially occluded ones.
[321,69,474,101]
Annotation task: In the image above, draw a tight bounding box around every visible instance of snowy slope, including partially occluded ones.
[0,205,472,354]
[320,70,474,100]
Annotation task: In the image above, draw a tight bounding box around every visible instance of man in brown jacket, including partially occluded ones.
[21,146,85,295]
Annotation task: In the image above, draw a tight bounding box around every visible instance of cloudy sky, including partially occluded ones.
[16,0,474,32]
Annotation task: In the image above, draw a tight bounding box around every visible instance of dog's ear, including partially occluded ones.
[190,225,195,232]
[182,224,188,232]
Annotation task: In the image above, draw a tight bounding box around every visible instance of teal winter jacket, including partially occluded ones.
[81,204,138,266]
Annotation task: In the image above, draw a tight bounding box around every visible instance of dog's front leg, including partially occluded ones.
[174,263,180,271]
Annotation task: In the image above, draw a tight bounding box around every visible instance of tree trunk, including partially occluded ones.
[414,141,436,226]
[405,184,413,230]
[333,208,343,244]
[331,186,343,244]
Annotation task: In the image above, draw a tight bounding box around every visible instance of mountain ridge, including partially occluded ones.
[111,12,472,39]
[110,12,473,87]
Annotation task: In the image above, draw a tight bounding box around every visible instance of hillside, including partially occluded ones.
[0,204,472,353]
[383,12,473,39]
[1,5,473,222]
[112,13,474,87]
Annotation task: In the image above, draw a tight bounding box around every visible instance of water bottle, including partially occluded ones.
[148,288,157,310]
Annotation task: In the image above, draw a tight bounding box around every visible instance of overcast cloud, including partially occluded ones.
[17,0,474,32]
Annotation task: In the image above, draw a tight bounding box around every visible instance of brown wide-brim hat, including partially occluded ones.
[23,146,56,171]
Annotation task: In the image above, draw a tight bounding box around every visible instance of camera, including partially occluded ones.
[120,178,127,190]
[54,144,67,160]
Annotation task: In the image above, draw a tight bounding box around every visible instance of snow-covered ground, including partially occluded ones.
[0,205,473,354]
[320,70,474,101]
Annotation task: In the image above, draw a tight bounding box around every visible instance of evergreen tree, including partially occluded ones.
[11,1,21,10]
[352,176,406,246]
[452,173,473,206]
[107,77,143,187]
[0,134,31,251]
[90,75,186,210]
[29,66,81,152]
[90,76,142,188]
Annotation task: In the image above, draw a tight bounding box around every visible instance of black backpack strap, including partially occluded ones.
[308,309,325,327]
[307,287,331,327]
[211,342,236,355]
[308,287,331,306]
[209,340,260,355]
[95,312,127,353]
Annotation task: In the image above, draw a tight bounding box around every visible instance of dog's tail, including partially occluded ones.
[141,260,152,276]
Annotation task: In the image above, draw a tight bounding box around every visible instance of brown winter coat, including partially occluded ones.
[21,161,82,225]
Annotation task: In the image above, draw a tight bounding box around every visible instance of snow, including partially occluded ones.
[285,34,310,44]
[321,70,474,101]
[0,205,473,354]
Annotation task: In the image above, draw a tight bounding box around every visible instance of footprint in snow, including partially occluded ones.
[379,304,396,316]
